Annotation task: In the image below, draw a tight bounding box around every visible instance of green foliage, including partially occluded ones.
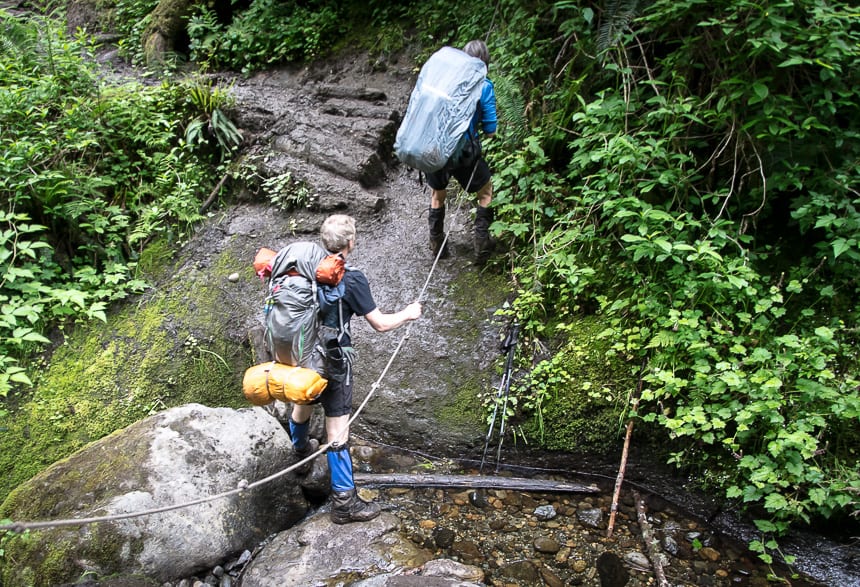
[0,14,223,400]
[182,77,242,160]
[231,158,316,211]
[504,316,631,451]
[187,0,343,74]
[113,0,158,66]
[483,0,860,539]
[0,248,251,504]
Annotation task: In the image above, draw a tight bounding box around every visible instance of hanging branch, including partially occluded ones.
[633,490,670,587]
[607,359,647,538]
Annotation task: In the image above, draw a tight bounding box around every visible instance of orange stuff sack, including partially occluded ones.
[242,362,328,405]
[315,253,345,285]
[253,247,278,280]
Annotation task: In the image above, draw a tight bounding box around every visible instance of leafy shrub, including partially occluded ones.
[0,13,224,397]
[485,0,860,536]
[187,0,343,74]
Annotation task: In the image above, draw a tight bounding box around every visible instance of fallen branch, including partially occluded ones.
[353,473,599,494]
[607,360,647,538]
[633,490,670,587]
[199,171,231,214]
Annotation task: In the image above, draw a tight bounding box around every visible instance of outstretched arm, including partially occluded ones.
[364,302,422,332]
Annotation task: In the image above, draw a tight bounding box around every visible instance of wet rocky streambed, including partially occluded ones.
[168,436,842,587]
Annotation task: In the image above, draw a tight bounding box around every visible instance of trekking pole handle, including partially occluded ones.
[501,321,519,352]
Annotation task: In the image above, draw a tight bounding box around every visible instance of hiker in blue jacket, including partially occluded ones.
[288,214,422,524]
[426,39,498,265]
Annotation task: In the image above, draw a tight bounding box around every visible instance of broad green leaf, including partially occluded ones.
[832,238,851,259]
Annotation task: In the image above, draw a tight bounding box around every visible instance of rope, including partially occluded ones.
[0,165,484,534]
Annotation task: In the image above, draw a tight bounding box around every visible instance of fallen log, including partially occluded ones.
[353,473,599,494]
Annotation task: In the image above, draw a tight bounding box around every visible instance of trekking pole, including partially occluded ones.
[494,321,519,472]
[479,367,508,473]
[479,321,519,473]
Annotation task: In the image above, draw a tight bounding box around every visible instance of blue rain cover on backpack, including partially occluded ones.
[394,46,487,173]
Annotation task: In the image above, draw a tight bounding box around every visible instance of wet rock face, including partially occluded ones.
[226,54,414,216]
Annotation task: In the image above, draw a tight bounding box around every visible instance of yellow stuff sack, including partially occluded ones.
[242,362,328,406]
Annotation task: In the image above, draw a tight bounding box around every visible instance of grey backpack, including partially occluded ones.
[264,242,345,375]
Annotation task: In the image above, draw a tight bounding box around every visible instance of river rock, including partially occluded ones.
[596,551,629,587]
[699,546,721,561]
[662,535,679,556]
[433,526,456,548]
[0,404,307,585]
[241,512,434,586]
[540,566,565,587]
[534,536,562,554]
[422,558,485,581]
[469,490,489,508]
[451,539,483,563]
[498,559,540,583]
[622,550,650,569]
[577,507,604,528]
[534,504,557,520]
[351,577,482,587]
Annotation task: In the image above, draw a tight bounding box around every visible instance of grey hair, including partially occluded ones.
[463,40,490,66]
[320,214,356,252]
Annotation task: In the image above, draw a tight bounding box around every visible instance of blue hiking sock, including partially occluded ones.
[288,417,310,451]
[327,443,355,492]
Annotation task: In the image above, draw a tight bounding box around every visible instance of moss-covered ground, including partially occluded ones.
[510,315,636,454]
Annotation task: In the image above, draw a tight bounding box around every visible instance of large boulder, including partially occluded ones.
[0,404,307,586]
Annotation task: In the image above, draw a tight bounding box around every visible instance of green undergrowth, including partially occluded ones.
[0,431,152,587]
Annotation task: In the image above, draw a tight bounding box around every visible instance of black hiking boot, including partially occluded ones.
[474,205,494,266]
[293,438,319,475]
[428,206,450,259]
[330,488,381,524]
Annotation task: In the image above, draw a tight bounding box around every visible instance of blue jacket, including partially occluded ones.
[470,78,497,137]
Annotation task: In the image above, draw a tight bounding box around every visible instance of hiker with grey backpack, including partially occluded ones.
[276,214,422,524]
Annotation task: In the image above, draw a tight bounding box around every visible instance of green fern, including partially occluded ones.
[598,0,640,55]
[0,11,36,63]
[494,74,529,148]
[182,77,242,159]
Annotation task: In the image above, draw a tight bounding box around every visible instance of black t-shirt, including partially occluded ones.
[325,269,376,347]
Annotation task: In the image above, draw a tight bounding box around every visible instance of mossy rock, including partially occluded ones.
[519,316,635,453]
[0,404,305,586]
